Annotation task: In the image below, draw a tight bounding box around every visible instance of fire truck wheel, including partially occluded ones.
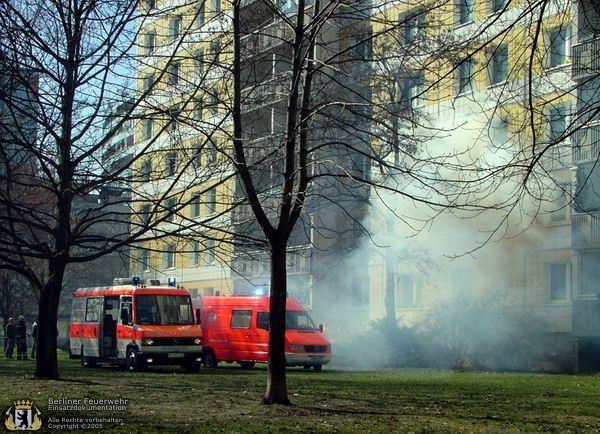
[239,361,255,369]
[313,364,322,372]
[203,350,218,368]
[126,348,144,372]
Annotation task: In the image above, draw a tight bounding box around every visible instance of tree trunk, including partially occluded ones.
[263,241,290,405]
[384,244,397,327]
[34,262,65,379]
[384,115,400,328]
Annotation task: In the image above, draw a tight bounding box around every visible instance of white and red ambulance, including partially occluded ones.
[69,278,203,372]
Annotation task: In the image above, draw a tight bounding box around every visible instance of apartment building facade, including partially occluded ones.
[132,0,236,298]
[366,0,600,370]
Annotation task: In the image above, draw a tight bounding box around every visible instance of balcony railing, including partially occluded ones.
[572,212,600,249]
[572,37,600,79]
[573,124,600,163]
[241,71,295,111]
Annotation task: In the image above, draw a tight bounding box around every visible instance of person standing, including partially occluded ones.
[30,318,38,359]
[5,318,16,359]
[15,316,27,360]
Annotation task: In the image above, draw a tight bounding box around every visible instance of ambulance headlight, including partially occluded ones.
[141,338,154,346]
[290,344,304,352]
[194,338,202,345]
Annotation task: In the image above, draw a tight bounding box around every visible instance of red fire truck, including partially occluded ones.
[197,295,331,371]
[69,278,203,372]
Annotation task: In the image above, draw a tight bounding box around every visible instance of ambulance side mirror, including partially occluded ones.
[318,324,324,333]
[195,308,201,325]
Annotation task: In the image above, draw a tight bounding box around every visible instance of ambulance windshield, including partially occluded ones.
[135,295,194,325]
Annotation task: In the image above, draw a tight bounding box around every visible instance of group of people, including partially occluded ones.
[4,316,37,360]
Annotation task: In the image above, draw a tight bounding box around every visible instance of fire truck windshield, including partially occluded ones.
[135,295,194,325]
[285,310,318,331]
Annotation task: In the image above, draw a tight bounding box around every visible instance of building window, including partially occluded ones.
[548,263,568,301]
[194,49,204,78]
[548,28,569,68]
[145,31,156,55]
[207,92,219,116]
[405,73,425,107]
[140,250,150,272]
[547,103,569,142]
[579,251,600,297]
[211,0,221,18]
[402,10,426,44]
[209,41,220,64]
[578,78,600,124]
[139,204,151,226]
[191,240,200,266]
[488,0,507,14]
[488,44,508,85]
[347,36,372,61]
[166,151,177,176]
[206,188,217,215]
[192,143,202,167]
[278,0,298,15]
[207,140,217,164]
[170,15,182,41]
[165,244,176,269]
[196,2,205,27]
[168,107,180,131]
[455,58,473,95]
[191,193,201,218]
[456,0,474,25]
[395,274,422,308]
[164,197,177,222]
[141,118,153,140]
[168,62,180,85]
[145,0,156,11]
[194,98,203,122]
[205,238,215,265]
[141,159,152,181]
[549,184,568,222]
[143,74,155,93]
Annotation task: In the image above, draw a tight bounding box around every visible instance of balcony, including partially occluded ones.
[572,37,600,80]
[240,21,293,58]
[572,212,600,249]
[241,71,294,111]
[573,124,600,163]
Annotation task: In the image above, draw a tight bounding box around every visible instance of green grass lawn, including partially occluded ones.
[1,352,600,433]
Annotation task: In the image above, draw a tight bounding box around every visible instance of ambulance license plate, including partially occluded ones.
[168,352,184,358]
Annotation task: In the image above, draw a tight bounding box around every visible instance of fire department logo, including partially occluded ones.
[4,400,42,431]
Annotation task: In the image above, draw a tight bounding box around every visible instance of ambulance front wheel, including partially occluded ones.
[126,348,145,372]
[203,350,218,368]
[80,346,97,368]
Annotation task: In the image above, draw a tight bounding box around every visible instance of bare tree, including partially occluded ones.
[0,0,231,379]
